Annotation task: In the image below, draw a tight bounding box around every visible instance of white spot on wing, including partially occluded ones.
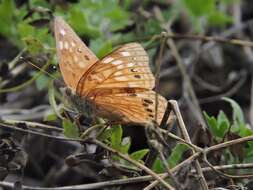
[64,42,69,49]
[127,63,134,67]
[121,52,130,56]
[128,82,138,87]
[59,41,63,49]
[117,65,125,69]
[60,29,66,36]
[71,41,76,47]
[115,76,128,81]
[114,71,123,76]
[103,57,114,64]
[73,56,78,62]
[78,62,86,68]
[112,60,123,65]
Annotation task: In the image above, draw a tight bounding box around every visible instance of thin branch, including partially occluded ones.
[202,151,253,179]
[169,100,209,190]
[1,163,253,190]
[91,138,176,190]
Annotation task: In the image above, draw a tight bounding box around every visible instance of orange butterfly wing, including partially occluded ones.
[54,17,168,125]
[54,17,99,90]
[76,43,155,97]
[93,91,168,125]
[75,43,167,125]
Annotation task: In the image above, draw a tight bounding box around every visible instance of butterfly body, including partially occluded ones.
[63,87,127,123]
[54,17,169,126]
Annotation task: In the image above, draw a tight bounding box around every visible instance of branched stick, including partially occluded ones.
[90,138,176,190]
[169,100,209,189]
[144,100,209,190]
[2,118,253,189]
[1,162,253,190]
[202,151,253,179]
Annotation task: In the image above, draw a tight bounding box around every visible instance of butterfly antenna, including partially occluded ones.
[26,60,57,79]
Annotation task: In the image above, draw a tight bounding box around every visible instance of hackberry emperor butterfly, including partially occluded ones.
[54,17,168,125]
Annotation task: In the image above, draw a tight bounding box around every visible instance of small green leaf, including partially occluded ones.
[48,80,63,119]
[69,7,100,38]
[217,111,230,127]
[217,111,230,138]
[98,128,112,141]
[130,149,149,161]
[0,0,15,36]
[168,144,189,168]
[35,74,49,90]
[120,137,131,154]
[182,0,214,17]
[18,22,35,39]
[44,113,58,122]
[111,125,122,150]
[222,97,244,126]
[152,158,164,173]
[63,119,79,138]
[23,37,44,55]
[97,41,112,58]
[218,121,229,138]
[204,111,219,137]
[208,11,233,26]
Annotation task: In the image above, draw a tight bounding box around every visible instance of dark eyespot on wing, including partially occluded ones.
[143,99,153,104]
[146,108,153,113]
[134,74,141,79]
[84,55,90,60]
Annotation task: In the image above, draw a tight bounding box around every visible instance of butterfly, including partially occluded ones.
[54,17,168,126]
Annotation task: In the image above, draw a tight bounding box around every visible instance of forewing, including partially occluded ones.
[94,90,168,125]
[54,17,99,90]
[76,43,155,96]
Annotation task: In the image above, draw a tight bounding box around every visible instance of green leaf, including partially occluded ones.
[144,19,162,35]
[44,113,58,122]
[218,121,229,138]
[68,7,100,38]
[90,39,112,58]
[217,111,230,138]
[222,97,244,126]
[23,37,44,55]
[63,119,79,138]
[168,143,189,168]
[208,11,233,26]
[0,0,15,36]
[217,111,230,127]
[111,125,122,150]
[18,22,35,39]
[120,137,131,154]
[152,158,164,173]
[204,111,219,137]
[35,74,49,90]
[182,0,214,17]
[48,80,63,119]
[105,7,130,31]
[96,41,112,58]
[98,128,112,141]
[130,149,149,161]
